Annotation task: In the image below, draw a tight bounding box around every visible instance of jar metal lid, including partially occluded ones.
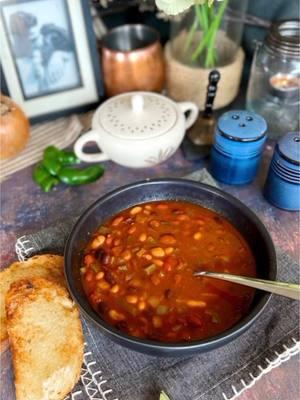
[97,92,177,140]
[217,110,267,142]
[266,19,300,58]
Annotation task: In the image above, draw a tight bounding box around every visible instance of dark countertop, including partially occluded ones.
[1,140,299,399]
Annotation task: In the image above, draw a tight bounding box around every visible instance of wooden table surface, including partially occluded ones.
[1,138,299,400]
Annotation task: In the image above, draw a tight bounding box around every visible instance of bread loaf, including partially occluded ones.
[6,277,83,400]
[0,254,64,346]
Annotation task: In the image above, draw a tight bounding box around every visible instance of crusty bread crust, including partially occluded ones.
[6,277,83,400]
[0,254,64,346]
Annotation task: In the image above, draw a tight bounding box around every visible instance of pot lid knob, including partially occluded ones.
[131,94,144,113]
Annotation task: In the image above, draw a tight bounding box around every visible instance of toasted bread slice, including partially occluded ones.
[0,254,64,347]
[6,277,83,400]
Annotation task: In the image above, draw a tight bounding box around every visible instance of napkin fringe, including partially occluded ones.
[222,337,300,400]
[16,237,35,261]
[65,343,118,400]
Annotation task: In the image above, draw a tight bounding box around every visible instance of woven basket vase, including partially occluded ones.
[165,38,245,110]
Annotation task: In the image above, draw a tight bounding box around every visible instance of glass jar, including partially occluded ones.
[170,0,248,68]
[246,20,300,140]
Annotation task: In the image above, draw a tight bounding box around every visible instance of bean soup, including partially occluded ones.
[81,201,256,342]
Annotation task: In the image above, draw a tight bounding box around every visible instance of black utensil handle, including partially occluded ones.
[203,70,220,118]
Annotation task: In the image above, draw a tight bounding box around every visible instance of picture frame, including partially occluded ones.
[0,0,104,123]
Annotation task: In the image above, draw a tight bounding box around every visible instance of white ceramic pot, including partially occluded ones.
[74,91,198,168]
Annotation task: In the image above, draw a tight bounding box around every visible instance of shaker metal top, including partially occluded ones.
[277,132,300,165]
[98,92,177,140]
[218,110,267,142]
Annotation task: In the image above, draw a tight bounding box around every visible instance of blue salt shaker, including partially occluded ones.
[210,110,267,184]
[264,132,300,211]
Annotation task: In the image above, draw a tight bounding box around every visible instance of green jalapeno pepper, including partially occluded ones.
[33,163,50,183]
[58,150,80,165]
[43,146,62,175]
[33,146,104,192]
[39,176,60,192]
[58,165,104,186]
[33,163,59,192]
[43,146,80,175]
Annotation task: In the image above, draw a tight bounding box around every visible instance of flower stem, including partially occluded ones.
[191,0,228,66]
[183,13,198,54]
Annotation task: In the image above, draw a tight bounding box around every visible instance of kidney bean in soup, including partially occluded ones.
[81,201,256,342]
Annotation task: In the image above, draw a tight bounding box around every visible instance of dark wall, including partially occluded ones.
[93,0,299,55]
[93,0,299,85]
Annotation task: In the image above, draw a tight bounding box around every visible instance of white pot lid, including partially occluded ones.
[97,92,178,140]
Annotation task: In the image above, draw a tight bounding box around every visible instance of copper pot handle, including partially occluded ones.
[178,102,199,130]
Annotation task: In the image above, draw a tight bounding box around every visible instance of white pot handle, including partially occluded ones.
[74,130,110,163]
[178,102,199,130]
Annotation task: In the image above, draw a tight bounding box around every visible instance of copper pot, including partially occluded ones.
[101,24,165,97]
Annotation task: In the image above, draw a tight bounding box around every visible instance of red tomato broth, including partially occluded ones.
[81,201,256,342]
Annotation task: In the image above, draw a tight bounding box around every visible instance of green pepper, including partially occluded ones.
[57,165,104,186]
[32,163,59,192]
[43,146,63,175]
[43,146,80,175]
[33,163,50,184]
[33,146,104,192]
[58,150,80,165]
[39,176,60,192]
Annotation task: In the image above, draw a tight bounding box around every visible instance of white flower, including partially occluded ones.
[155,0,220,15]
[155,0,201,15]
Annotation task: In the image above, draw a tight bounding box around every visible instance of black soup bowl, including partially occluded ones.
[64,179,277,356]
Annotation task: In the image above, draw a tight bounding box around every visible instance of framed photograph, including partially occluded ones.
[0,0,103,122]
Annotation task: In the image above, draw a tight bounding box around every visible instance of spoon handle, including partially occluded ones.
[203,70,220,118]
[194,271,300,300]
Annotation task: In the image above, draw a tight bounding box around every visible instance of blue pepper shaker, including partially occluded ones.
[210,110,267,184]
[264,132,300,211]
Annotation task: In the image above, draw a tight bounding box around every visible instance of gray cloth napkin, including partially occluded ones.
[14,170,300,400]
